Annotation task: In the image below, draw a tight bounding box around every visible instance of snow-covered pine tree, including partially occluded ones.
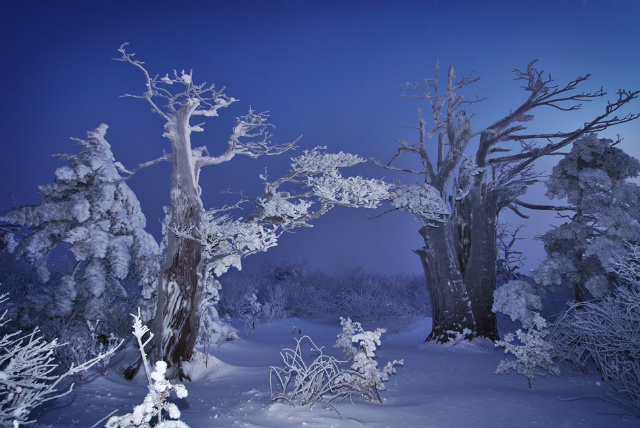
[115,44,391,379]
[536,134,640,301]
[0,125,160,326]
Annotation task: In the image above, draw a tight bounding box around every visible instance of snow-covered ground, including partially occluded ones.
[32,317,638,428]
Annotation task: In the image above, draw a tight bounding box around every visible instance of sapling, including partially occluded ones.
[106,310,189,428]
[495,313,559,388]
[343,319,403,403]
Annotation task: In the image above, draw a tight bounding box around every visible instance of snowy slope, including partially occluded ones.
[32,317,638,428]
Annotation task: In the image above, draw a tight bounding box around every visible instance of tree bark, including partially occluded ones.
[460,183,500,341]
[416,222,475,342]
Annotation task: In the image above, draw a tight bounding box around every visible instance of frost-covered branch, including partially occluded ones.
[394,62,484,194]
[115,153,172,181]
[106,310,190,428]
[0,293,121,427]
[116,43,235,121]
[249,148,391,228]
[117,43,297,169]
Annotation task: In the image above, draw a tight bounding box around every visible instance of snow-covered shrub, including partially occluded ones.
[495,313,559,389]
[106,310,189,428]
[261,285,288,323]
[336,270,429,326]
[196,278,238,356]
[271,320,402,408]
[270,335,352,408]
[337,318,403,402]
[551,244,640,414]
[333,317,359,362]
[219,266,429,325]
[0,291,120,427]
[240,293,262,332]
[492,279,543,329]
[46,318,121,378]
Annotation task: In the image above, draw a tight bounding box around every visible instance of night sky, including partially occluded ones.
[1,0,639,276]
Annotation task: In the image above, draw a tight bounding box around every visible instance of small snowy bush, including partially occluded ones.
[270,335,352,407]
[197,278,238,356]
[261,285,288,323]
[106,310,189,428]
[336,317,403,402]
[333,317,360,362]
[270,319,402,408]
[0,291,120,427]
[495,313,559,389]
[46,319,121,378]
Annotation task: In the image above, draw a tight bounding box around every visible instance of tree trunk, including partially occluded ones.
[419,180,500,343]
[460,184,500,341]
[417,222,475,343]
[152,102,206,380]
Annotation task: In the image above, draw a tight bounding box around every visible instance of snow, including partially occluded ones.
[29,317,638,428]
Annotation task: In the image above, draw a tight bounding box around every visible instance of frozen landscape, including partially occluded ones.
[29,316,639,428]
[1,2,639,428]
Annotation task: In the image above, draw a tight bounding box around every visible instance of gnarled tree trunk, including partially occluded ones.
[152,102,207,380]
[416,222,475,342]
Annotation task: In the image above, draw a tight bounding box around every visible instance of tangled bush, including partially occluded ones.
[552,245,640,414]
[0,291,120,427]
[270,318,402,408]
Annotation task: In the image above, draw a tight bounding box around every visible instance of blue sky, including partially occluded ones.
[1,0,639,275]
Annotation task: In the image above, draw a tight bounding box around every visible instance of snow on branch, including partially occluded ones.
[0,293,121,427]
[116,43,297,170]
[165,148,391,280]
[115,43,236,121]
[252,148,391,226]
[388,184,448,225]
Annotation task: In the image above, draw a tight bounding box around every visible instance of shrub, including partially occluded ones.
[495,313,559,389]
[551,244,640,414]
[0,291,120,427]
[270,318,402,408]
[106,310,189,428]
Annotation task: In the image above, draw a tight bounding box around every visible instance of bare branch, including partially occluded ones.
[114,153,172,181]
[513,198,576,212]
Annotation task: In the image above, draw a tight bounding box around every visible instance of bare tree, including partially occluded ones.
[116,44,389,378]
[380,61,638,343]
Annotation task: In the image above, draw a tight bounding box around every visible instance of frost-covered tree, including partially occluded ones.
[0,125,160,325]
[536,134,640,301]
[376,61,638,343]
[495,313,559,389]
[115,44,390,378]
